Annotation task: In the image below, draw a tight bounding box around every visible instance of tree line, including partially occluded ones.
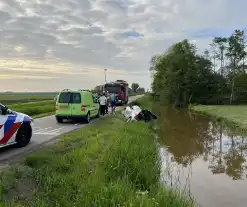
[150,29,247,107]
[131,82,145,94]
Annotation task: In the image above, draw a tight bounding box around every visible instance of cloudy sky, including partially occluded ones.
[0,0,246,92]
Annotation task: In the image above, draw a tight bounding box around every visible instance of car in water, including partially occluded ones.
[0,103,33,148]
[55,89,100,123]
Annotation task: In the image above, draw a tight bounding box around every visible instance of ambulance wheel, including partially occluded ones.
[16,124,32,147]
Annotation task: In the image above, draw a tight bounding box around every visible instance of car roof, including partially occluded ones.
[60,89,92,93]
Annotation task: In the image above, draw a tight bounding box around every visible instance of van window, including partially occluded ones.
[58,92,81,103]
[58,92,71,103]
[72,93,81,103]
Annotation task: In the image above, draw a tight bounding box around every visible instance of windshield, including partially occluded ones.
[0,103,15,115]
[105,86,120,93]
[58,92,81,103]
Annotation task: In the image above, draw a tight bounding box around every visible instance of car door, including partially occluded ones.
[71,92,83,116]
[91,94,99,116]
[57,92,72,116]
[0,105,17,146]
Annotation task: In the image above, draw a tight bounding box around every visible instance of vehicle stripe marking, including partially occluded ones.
[4,116,17,135]
[0,122,22,144]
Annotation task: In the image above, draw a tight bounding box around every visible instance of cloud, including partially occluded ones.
[0,0,246,91]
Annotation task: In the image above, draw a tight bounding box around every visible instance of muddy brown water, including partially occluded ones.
[158,107,247,207]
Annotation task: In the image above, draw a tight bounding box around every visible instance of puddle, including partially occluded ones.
[158,107,247,207]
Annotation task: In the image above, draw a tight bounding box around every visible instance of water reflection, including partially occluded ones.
[158,107,247,206]
[159,107,247,180]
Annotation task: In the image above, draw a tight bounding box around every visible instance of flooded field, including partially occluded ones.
[158,107,247,207]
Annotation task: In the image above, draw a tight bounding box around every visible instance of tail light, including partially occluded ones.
[55,104,58,110]
[81,105,86,111]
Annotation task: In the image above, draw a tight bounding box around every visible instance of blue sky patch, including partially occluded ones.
[191,27,247,39]
[191,28,229,39]
[124,31,144,38]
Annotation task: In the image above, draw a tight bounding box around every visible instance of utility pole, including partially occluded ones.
[104,68,107,83]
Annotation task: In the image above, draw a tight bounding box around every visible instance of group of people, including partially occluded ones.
[98,91,117,116]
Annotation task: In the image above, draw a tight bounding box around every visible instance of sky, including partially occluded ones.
[0,0,246,92]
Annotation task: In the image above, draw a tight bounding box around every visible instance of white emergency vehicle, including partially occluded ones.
[0,103,33,148]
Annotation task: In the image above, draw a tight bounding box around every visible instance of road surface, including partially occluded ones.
[0,95,143,165]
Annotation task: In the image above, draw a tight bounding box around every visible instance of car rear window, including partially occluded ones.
[71,93,81,103]
[58,92,81,103]
[58,92,71,103]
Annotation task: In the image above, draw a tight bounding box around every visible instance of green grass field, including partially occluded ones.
[0,96,193,207]
[0,93,56,118]
[0,93,57,105]
[190,105,247,130]
[7,100,55,118]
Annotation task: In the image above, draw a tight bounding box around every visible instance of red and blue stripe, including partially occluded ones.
[0,116,22,145]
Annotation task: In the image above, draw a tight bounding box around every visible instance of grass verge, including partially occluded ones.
[7,100,55,118]
[190,105,247,132]
[0,96,192,207]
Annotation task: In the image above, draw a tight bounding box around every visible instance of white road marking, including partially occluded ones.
[34,127,64,135]
[34,127,52,132]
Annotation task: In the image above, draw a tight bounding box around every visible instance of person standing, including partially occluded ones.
[99,92,107,116]
[110,92,116,114]
[105,91,110,114]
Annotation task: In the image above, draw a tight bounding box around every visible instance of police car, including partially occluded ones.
[0,103,33,148]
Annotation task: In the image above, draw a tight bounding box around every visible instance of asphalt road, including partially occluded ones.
[0,95,143,164]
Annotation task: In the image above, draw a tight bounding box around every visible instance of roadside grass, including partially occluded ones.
[0,96,193,207]
[190,105,247,132]
[130,94,154,109]
[8,101,55,118]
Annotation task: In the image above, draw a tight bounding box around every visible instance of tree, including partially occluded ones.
[203,49,210,60]
[226,30,246,104]
[209,42,218,71]
[137,87,145,93]
[131,83,139,93]
[150,39,224,107]
[212,37,228,76]
[150,29,247,106]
